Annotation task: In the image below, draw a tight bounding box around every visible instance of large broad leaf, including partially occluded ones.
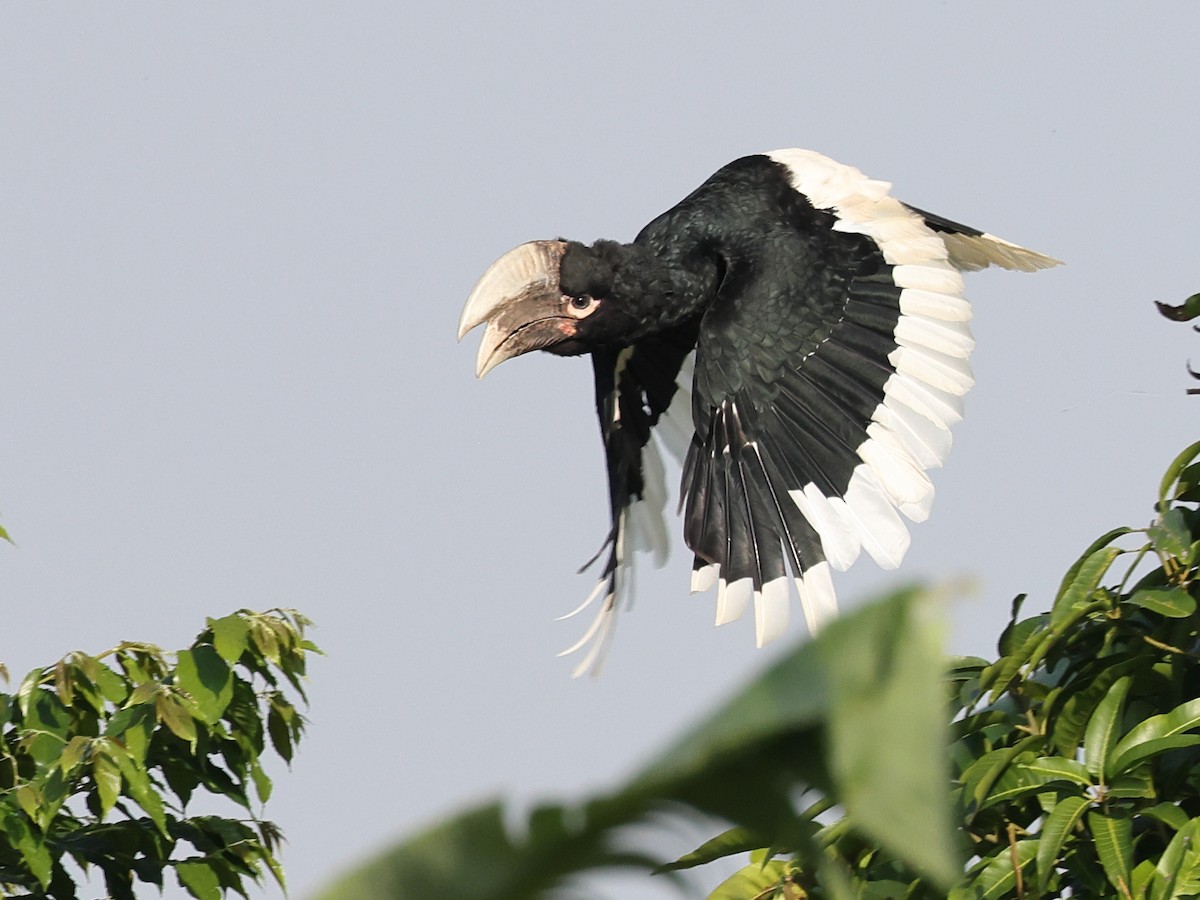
[175,647,233,725]
[1051,542,1124,626]
[1152,817,1200,900]
[1109,697,1200,776]
[308,800,670,900]
[312,588,958,899]
[816,589,957,887]
[707,858,794,900]
[636,587,958,887]
[656,827,763,874]
[1129,588,1197,618]
[1089,811,1134,896]
[1036,794,1091,892]
[951,840,1037,900]
[1148,509,1193,564]
[1159,440,1200,505]
[1084,676,1131,780]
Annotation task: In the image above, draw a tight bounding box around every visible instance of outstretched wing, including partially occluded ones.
[559,324,697,676]
[679,149,1058,645]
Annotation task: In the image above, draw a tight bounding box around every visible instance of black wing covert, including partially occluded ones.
[673,149,1043,647]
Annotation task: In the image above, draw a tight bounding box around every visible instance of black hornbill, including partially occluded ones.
[458,149,1059,675]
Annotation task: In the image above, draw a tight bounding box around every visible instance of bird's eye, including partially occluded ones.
[566,294,600,317]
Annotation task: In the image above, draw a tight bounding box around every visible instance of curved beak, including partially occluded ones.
[458,240,570,378]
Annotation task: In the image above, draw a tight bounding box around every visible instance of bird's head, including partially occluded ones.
[457,240,642,377]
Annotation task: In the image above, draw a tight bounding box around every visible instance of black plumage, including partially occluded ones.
[458,149,1059,674]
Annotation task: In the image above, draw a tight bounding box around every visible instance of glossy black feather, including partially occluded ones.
[470,149,1058,670]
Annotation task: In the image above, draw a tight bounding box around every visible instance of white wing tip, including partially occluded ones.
[754,577,791,647]
[691,563,719,593]
[715,577,753,626]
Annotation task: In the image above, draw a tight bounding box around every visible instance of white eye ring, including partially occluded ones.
[566,294,600,317]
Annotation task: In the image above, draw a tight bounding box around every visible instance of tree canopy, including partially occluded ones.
[0,608,315,899]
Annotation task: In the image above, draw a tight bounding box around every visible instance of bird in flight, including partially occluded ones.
[459,149,1059,676]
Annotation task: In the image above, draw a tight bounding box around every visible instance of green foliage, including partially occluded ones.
[934,440,1200,900]
[314,586,958,900]
[318,303,1200,898]
[753,439,1200,899]
[319,438,1200,900]
[0,609,316,900]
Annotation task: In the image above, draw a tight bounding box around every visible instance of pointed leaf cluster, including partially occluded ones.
[0,609,316,899]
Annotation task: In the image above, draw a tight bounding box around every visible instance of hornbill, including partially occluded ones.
[458,149,1059,675]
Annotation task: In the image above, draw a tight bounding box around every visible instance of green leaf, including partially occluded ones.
[250,758,273,804]
[1108,765,1156,800]
[1111,735,1200,778]
[975,750,1068,811]
[1134,858,1159,899]
[107,740,168,835]
[250,619,281,664]
[1153,817,1200,900]
[58,733,90,774]
[1052,543,1124,625]
[1110,697,1200,775]
[16,784,41,821]
[817,587,959,888]
[1051,657,1139,757]
[1142,802,1191,832]
[105,702,155,761]
[955,840,1037,900]
[176,860,222,900]
[23,688,73,752]
[639,589,956,882]
[267,698,297,764]
[1089,811,1134,896]
[1129,587,1197,618]
[29,768,70,831]
[707,859,792,899]
[1019,756,1092,788]
[860,881,919,899]
[1149,509,1193,562]
[156,691,198,743]
[126,681,161,706]
[658,826,763,873]
[209,614,251,663]
[310,800,652,900]
[8,814,52,888]
[1084,675,1130,780]
[1175,462,1200,503]
[92,748,122,818]
[176,646,233,725]
[1160,440,1200,505]
[1036,794,1090,891]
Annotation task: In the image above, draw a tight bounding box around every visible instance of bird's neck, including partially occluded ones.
[597,239,723,340]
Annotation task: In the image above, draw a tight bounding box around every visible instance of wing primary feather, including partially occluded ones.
[883,371,965,426]
[717,408,756,588]
[475,150,1060,672]
[765,402,844,499]
[691,558,719,593]
[728,404,791,644]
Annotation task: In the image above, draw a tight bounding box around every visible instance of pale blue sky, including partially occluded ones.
[2,5,1198,898]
